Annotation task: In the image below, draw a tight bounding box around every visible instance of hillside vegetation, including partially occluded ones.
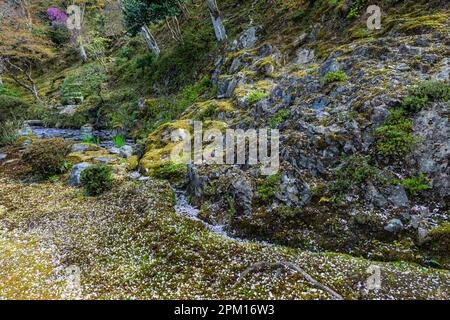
[0,0,449,299]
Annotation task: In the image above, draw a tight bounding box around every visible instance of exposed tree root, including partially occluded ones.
[236,261,344,300]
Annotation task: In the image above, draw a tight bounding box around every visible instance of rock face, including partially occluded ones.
[68,163,92,186]
[139,11,450,267]
[238,27,258,49]
[384,219,404,233]
[232,177,253,217]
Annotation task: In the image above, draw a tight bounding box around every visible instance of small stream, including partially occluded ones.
[27,126,134,149]
[174,189,273,245]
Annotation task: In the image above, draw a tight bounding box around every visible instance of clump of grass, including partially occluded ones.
[112,135,126,148]
[83,134,100,145]
[246,90,269,105]
[321,70,348,84]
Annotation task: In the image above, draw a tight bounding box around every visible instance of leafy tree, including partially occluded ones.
[0,0,55,102]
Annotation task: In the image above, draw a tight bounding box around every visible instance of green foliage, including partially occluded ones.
[346,0,367,19]
[22,138,71,177]
[112,135,126,147]
[152,161,187,180]
[373,108,418,158]
[0,120,21,147]
[122,0,186,35]
[47,25,70,45]
[0,85,19,97]
[149,25,215,92]
[331,155,382,195]
[0,95,31,122]
[258,174,281,202]
[321,70,348,84]
[397,173,431,196]
[85,32,111,67]
[60,63,108,105]
[401,80,450,112]
[246,90,269,105]
[408,80,450,102]
[401,95,428,112]
[136,52,157,73]
[80,164,113,196]
[269,109,290,127]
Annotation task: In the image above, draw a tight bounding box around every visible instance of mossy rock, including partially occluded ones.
[182,100,235,121]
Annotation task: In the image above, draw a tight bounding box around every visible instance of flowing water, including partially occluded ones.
[174,189,273,245]
[27,126,134,148]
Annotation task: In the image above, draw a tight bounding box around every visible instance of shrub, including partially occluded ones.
[373,109,418,158]
[401,95,428,112]
[22,138,71,176]
[60,63,108,104]
[398,173,431,196]
[246,90,269,105]
[408,80,450,102]
[0,95,31,122]
[401,80,450,112]
[321,70,348,84]
[0,120,22,147]
[80,164,113,196]
[331,155,381,195]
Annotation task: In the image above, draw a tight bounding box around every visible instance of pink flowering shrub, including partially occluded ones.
[47,7,67,26]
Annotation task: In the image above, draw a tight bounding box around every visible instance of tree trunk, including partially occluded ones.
[78,36,88,63]
[141,25,160,58]
[207,0,227,44]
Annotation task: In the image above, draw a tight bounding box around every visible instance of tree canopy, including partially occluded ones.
[122,0,185,35]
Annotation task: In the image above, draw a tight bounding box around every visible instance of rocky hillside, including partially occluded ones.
[0,0,449,299]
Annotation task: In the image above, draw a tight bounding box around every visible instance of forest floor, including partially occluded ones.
[0,154,449,299]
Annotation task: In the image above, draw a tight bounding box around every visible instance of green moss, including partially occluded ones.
[428,223,450,253]
[321,70,348,84]
[150,161,188,185]
[182,100,234,121]
[393,12,450,34]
